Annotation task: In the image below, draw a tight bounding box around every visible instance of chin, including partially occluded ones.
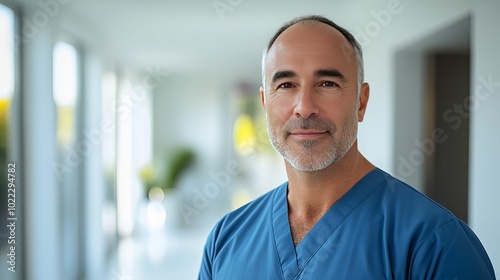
[286,154,339,172]
[291,164,330,172]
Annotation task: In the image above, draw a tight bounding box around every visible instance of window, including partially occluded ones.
[53,41,81,280]
[53,41,78,149]
[0,3,21,280]
[0,3,15,218]
[0,3,15,163]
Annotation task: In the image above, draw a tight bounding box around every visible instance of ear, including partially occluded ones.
[260,86,266,111]
[357,82,370,122]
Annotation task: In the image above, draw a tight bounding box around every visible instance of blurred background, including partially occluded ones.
[0,0,499,279]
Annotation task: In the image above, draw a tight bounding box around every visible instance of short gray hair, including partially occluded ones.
[261,15,364,96]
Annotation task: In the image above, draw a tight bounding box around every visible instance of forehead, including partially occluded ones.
[265,22,357,80]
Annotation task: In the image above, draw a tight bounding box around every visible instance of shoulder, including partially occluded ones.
[365,169,459,249]
[371,169,457,224]
[369,170,495,278]
[409,219,496,278]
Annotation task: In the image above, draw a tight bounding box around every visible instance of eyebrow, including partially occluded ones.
[271,70,296,84]
[314,69,346,82]
[270,69,347,84]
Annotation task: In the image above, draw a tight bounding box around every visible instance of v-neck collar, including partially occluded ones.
[271,168,388,279]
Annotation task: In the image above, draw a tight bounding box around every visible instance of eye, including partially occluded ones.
[319,81,339,87]
[277,82,294,89]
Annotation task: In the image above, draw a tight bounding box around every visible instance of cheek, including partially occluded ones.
[320,104,357,127]
[338,109,359,132]
[266,99,293,124]
[266,111,286,132]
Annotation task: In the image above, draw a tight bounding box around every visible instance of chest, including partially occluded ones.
[213,222,401,280]
[288,215,320,246]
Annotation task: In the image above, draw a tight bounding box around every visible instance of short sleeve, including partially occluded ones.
[198,227,217,280]
[410,220,496,279]
[199,218,227,280]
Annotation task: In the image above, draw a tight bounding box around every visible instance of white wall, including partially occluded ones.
[152,74,230,175]
[357,0,473,176]
[153,74,234,224]
[470,1,500,270]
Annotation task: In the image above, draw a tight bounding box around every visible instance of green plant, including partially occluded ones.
[163,148,195,191]
[140,148,196,197]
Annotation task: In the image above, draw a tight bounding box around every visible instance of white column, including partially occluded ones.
[82,52,107,279]
[22,9,61,280]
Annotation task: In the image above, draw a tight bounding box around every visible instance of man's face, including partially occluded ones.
[261,22,366,172]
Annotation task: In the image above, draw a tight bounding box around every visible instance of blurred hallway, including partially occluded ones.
[105,224,210,280]
[0,0,499,279]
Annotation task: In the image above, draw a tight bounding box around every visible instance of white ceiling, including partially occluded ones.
[13,0,473,82]
[29,0,382,80]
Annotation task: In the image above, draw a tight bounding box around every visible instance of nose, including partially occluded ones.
[293,86,319,118]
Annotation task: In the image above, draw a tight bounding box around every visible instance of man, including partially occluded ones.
[198,15,495,279]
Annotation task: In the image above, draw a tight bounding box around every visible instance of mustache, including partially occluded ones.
[283,117,336,133]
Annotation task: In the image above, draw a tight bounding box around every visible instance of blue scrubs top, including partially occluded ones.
[199,168,495,279]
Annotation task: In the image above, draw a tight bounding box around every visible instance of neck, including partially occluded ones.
[286,141,375,220]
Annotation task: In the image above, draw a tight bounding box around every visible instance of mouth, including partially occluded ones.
[288,130,328,141]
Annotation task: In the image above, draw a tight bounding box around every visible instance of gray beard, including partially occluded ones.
[266,113,358,172]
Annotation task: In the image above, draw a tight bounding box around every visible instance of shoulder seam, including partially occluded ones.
[386,176,457,218]
[410,219,458,268]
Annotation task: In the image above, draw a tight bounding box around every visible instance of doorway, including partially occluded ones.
[426,54,470,223]
[393,16,471,223]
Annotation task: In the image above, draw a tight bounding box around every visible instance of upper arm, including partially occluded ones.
[198,227,218,280]
[409,220,496,279]
[198,241,212,279]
